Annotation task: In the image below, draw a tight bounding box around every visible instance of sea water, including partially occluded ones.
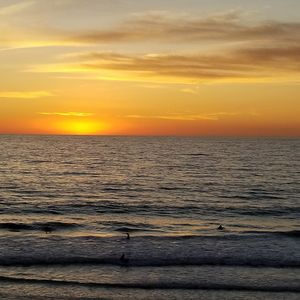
[0,135,299,299]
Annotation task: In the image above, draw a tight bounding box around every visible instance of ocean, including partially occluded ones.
[0,135,299,299]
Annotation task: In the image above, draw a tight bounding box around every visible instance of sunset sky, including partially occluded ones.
[0,0,299,136]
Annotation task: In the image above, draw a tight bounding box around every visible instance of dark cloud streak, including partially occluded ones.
[74,45,300,81]
[71,12,300,45]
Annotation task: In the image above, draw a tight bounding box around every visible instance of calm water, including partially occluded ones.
[0,135,299,299]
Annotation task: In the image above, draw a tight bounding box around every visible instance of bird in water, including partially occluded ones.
[218,224,224,230]
[126,232,130,240]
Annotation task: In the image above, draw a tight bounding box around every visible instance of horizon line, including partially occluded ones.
[0,133,299,138]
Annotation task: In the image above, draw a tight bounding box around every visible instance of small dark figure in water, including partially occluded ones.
[126,232,130,240]
[44,225,53,234]
[218,225,224,230]
[120,253,129,263]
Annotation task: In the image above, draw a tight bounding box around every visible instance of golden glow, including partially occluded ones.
[53,120,108,135]
[39,112,94,117]
[0,91,53,99]
[0,0,299,136]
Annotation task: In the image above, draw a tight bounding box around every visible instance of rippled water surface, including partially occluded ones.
[0,135,299,299]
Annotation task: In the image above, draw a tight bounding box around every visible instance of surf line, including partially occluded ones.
[0,276,299,292]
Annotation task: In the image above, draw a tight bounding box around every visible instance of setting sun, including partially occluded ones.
[54,120,107,135]
[0,0,299,136]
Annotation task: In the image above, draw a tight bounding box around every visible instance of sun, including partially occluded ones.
[56,120,107,135]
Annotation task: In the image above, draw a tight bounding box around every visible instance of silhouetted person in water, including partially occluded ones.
[44,225,53,234]
[120,253,129,263]
[126,232,130,240]
[218,224,224,230]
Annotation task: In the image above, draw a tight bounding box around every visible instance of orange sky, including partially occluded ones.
[0,0,299,136]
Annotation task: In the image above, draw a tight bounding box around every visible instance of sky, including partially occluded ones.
[0,0,299,136]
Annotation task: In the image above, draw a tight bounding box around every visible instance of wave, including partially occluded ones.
[98,220,161,233]
[0,256,299,268]
[0,275,299,293]
[0,223,33,231]
[1,200,299,219]
[0,222,79,232]
[183,153,209,156]
[280,230,300,238]
[114,226,159,233]
[1,219,299,239]
[243,230,300,238]
[1,231,299,268]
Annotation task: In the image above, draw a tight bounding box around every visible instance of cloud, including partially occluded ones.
[125,112,257,121]
[126,114,217,121]
[2,11,300,50]
[0,0,128,49]
[32,45,300,84]
[38,112,94,117]
[0,1,35,16]
[70,11,300,45]
[10,10,298,83]
[180,88,199,94]
[0,91,53,99]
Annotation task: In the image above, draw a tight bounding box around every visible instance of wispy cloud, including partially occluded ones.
[30,45,300,83]
[79,47,300,75]
[0,91,53,99]
[180,88,199,95]
[5,10,300,83]
[38,112,94,117]
[125,112,256,121]
[71,11,300,45]
[2,11,300,49]
[0,1,35,16]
